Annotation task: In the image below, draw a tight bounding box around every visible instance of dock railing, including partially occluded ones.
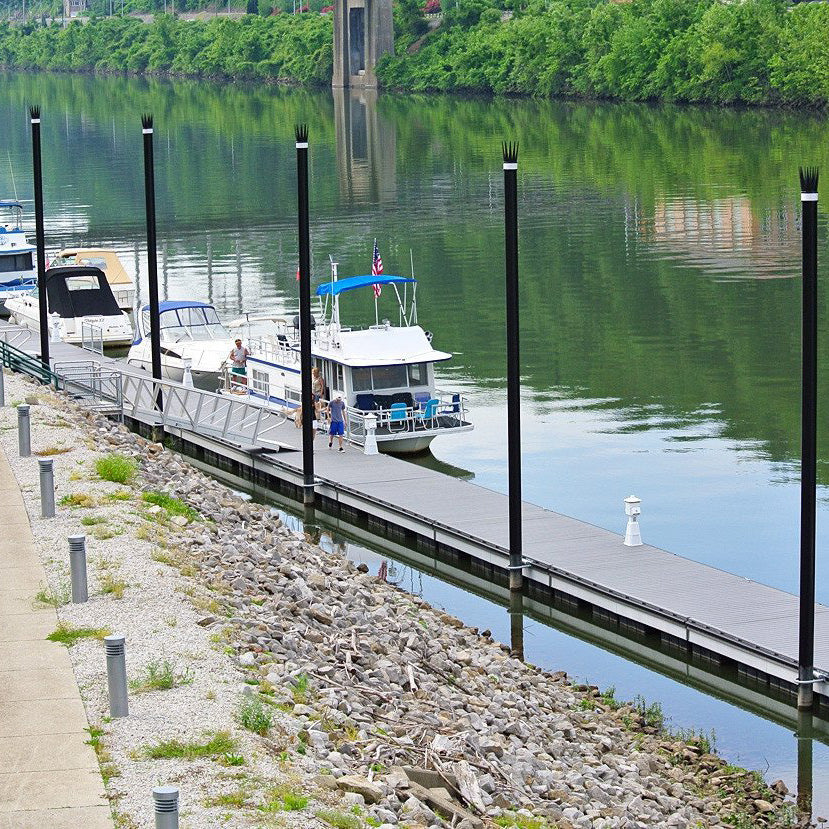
[81,322,104,355]
[52,360,123,415]
[119,373,288,451]
[346,390,470,446]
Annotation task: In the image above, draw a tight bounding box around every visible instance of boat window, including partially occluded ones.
[65,275,101,291]
[0,253,34,273]
[142,310,150,336]
[251,369,269,397]
[178,306,207,328]
[371,364,408,390]
[351,366,372,391]
[407,363,427,385]
[77,257,108,271]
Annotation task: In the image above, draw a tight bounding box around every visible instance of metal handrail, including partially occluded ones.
[0,339,59,386]
[81,322,104,355]
[119,373,288,450]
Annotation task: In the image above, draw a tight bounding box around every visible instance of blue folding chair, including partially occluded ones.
[388,402,409,432]
[415,398,439,429]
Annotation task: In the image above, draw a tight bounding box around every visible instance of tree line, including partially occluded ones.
[1,0,828,105]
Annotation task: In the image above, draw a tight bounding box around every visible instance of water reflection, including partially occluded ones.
[798,710,814,819]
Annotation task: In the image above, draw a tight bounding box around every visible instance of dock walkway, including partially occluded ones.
[4,323,828,709]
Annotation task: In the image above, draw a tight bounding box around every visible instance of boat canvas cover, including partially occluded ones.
[334,326,452,366]
[58,249,132,285]
[45,266,121,319]
[315,274,415,297]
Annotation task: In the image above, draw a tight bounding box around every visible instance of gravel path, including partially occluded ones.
[0,368,808,829]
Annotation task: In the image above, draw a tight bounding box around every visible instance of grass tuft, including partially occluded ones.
[95,453,138,484]
[59,493,97,508]
[130,659,193,694]
[47,622,111,647]
[238,696,273,736]
[142,491,200,522]
[99,572,127,599]
[34,446,72,456]
[315,809,361,829]
[139,730,238,760]
[261,785,309,813]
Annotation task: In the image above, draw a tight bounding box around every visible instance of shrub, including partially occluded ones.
[238,696,273,736]
[95,453,138,484]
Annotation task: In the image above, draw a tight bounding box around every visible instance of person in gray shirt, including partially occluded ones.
[327,394,346,451]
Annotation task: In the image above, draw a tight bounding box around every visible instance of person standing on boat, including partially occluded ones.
[229,338,250,391]
[327,394,346,451]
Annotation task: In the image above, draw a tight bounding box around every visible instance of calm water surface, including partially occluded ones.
[2,72,829,812]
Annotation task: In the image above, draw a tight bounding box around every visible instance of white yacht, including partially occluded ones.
[6,266,133,346]
[127,300,232,389]
[0,200,37,314]
[226,269,473,454]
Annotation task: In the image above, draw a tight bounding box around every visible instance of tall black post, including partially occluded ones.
[29,107,49,369]
[296,125,314,507]
[796,709,814,820]
[503,142,522,594]
[141,115,163,410]
[798,167,818,711]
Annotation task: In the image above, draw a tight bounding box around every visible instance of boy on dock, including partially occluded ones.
[327,394,346,451]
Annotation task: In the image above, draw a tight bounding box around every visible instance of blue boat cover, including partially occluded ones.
[315,274,416,297]
[0,201,23,210]
[139,300,213,313]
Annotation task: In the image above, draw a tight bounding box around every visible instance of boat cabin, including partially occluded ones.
[0,201,36,286]
[133,301,230,346]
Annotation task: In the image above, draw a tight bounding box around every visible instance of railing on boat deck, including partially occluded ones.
[247,335,301,367]
[119,373,289,450]
[345,390,470,446]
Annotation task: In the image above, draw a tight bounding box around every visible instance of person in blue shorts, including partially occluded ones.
[327,394,346,451]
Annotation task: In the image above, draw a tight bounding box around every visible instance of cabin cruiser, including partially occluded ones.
[225,268,473,454]
[126,300,232,389]
[0,200,37,315]
[6,266,133,346]
[51,248,135,312]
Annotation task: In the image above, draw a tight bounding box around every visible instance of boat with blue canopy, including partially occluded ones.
[224,262,473,454]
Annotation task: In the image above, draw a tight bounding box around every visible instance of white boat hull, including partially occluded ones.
[8,302,133,347]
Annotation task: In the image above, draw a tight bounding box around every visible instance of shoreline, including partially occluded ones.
[0,368,807,829]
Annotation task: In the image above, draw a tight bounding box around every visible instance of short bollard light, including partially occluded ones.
[623,495,642,547]
[363,412,379,456]
[50,312,62,344]
[17,404,31,457]
[38,458,55,518]
[153,785,180,829]
[69,535,88,603]
[104,634,129,718]
[181,357,194,388]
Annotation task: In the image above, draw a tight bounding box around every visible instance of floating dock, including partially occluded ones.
[3,323,827,718]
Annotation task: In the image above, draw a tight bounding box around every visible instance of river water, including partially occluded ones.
[2,71,828,813]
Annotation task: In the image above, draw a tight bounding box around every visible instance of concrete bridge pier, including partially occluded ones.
[332,0,393,89]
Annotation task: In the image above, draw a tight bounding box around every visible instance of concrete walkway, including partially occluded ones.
[0,445,112,827]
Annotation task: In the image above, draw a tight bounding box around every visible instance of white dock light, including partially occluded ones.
[181,357,194,388]
[50,312,61,343]
[363,412,379,456]
[624,495,642,547]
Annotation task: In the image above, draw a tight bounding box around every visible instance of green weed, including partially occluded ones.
[47,622,111,647]
[261,785,309,812]
[315,809,361,829]
[238,696,273,736]
[59,493,97,508]
[95,453,138,484]
[34,446,72,456]
[141,490,200,521]
[129,659,193,693]
[139,731,238,760]
[99,572,127,599]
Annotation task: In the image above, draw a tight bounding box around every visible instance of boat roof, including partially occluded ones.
[316,274,415,297]
[57,248,132,285]
[0,201,23,210]
[316,325,452,366]
[140,300,214,313]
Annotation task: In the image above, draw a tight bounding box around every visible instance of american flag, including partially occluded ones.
[371,240,383,298]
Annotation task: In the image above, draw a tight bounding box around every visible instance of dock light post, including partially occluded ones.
[104,634,128,718]
[17,403,30,457]
[295,125,314,507]
[798,167,819,711]
[38,458,55,518]
[503,142,523,595]
[30,106,49,370]
[153,786,180,829]
[141,115,163,411]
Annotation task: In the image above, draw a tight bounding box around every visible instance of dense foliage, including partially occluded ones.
[0,14,332,82]
[378,0,829,106]
[2,0,829,105]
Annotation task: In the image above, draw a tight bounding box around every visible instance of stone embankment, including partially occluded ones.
[0,369,809,829]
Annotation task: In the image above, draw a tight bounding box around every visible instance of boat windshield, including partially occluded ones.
[146,305,229,341]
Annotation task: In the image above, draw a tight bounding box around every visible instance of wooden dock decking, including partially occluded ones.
[4,323,828,711]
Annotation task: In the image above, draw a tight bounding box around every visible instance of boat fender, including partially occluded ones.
[424,330,433,343]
